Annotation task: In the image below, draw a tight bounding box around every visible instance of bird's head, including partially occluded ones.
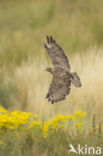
[44,67,53,74]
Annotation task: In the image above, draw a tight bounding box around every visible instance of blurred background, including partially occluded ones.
[0,0,103,123]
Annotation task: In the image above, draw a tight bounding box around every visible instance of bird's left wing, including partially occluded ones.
[44,36,70,71]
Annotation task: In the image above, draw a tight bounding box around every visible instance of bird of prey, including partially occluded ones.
[44,36,81,104]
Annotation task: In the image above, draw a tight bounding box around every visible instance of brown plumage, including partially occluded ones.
[44,36,81,104]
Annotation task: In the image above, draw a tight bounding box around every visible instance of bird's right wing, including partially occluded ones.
[44,36,70,71]
[46,73,71,104]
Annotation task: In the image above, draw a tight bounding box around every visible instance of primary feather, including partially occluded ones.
[44,36,70,71]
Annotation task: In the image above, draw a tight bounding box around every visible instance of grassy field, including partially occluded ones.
[14,48,103,122]
[0,0,103,155]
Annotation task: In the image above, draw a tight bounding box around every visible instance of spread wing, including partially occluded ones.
[46,69,71,104]
[44,36,70,71]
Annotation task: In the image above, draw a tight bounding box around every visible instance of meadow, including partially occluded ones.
[0,0,103,155]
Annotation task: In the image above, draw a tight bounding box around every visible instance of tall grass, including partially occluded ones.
[14,47,103,123]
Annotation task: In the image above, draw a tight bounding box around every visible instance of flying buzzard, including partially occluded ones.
[44,36,81,104]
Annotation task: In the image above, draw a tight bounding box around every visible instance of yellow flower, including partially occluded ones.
[75,123,82,130]
[43,121,51,137]
[66,115,76,121]
[0,107,8,114]
[91,125,99,134]
[52,122,59,128]
[29,120,42,129]
[74,110,86,118]
[0,108,87,136]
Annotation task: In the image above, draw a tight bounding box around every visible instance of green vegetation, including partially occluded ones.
[0,0,103,66]
[0,0,103,155]
[0,73,17,109]
[0,108,103,156]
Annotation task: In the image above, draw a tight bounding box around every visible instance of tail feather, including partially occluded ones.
[70,72,82,87]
